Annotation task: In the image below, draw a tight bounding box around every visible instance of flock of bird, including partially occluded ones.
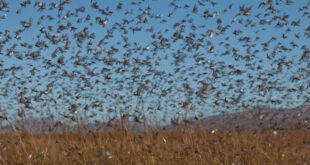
[0,0,309,127]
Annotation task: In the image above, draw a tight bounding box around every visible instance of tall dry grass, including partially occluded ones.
[0,129,309,165]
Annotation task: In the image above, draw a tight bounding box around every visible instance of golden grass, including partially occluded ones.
[0,129,309,165]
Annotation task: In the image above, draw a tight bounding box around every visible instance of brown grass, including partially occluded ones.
[0,129,309,165]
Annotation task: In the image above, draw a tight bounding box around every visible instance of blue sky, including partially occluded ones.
[0,0,309,124]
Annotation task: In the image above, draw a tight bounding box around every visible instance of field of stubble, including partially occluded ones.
[0,129,309,165]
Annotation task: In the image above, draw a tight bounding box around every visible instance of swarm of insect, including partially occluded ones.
[0,0,308,132]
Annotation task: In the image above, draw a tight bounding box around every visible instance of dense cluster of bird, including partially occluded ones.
[0,0,309,127]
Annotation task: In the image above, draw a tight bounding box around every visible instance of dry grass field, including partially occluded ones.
[0,129,309,165]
